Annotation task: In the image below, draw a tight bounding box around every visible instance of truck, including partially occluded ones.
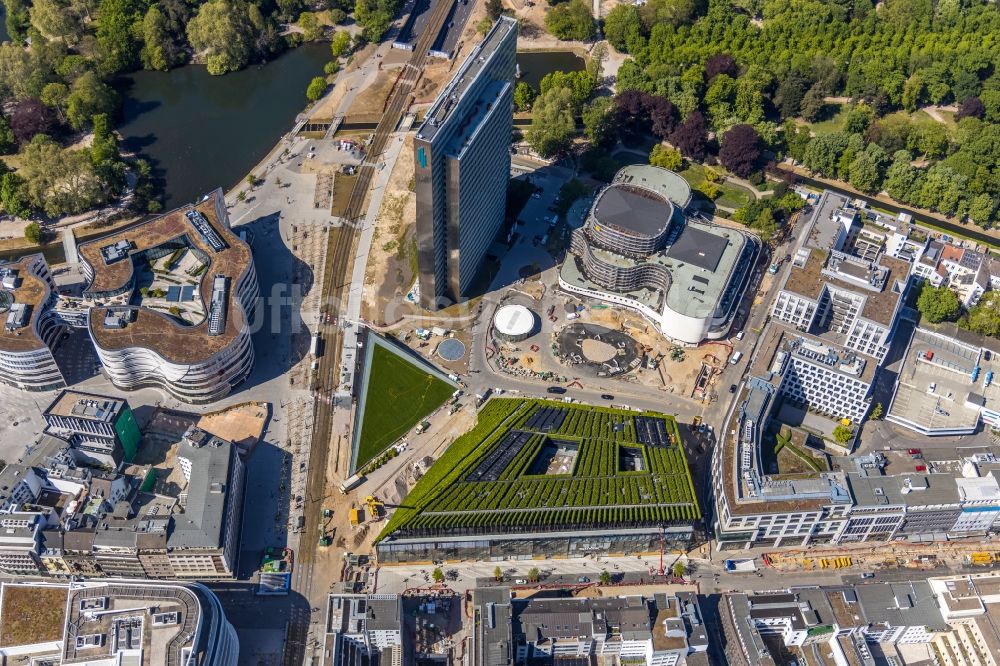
[566,312,581,320]
[349,508,362,526]
[724,559,758,573]
[310,333,321,357]
[339,473,365,494]
[475,388,492,407]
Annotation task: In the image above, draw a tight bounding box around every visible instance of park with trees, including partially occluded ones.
[531,0,1000,229]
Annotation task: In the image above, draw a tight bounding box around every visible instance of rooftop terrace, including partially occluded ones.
[0,255,52,353]
[79,190,253,364]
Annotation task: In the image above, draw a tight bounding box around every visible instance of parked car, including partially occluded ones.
[547,386,567,394]
[577,576,590,583]
[729,384,738,393]
[601,394,614,400]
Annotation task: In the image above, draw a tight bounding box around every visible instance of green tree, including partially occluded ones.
[848,143,887,194]
[330,30,352,58]
[40,82,69,122]
[0,115,15,155]
[803,132,849,177]
[306,76,327,102]
[486,0,503,19]
[639,0,704,30]
[832,424,853,444]
[869,402,884,420]
[672,561,687,578]
[540,70,593,110]
[783,120,812,163]
[603,4,642,53]
[29,0,84,44]
[96,0,144,74]
[599,570,611,585]
[843,103,874,134]
[0,172,31,218]
[581,96,616,146]
[526,86,575,157]
[475,17,492,34]
[141,5,183,71]
[432,567,445,583]
[187,0,255,75]
[23,221,42,243]
[883,151,918,202]
[967,193,997,227]
[545,0,595,41]
[964,292,1000,338]
[19,135,109,216]
[649,144,685,171]
[800,83,826,122]
[66,71,119,131]
[917,284,961,323]
[297,11,323,41]
[513,81,536,112]
[493,565,503,581]
[528,567,540,583]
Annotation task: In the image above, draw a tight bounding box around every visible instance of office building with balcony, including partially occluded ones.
[0,254,66,392]
[75,188,259,404]
[414,16,518,308]
[560,165,759,345]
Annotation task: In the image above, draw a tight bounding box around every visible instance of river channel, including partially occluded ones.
[117,42,330,209]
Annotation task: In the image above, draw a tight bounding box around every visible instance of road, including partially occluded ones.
[284,2,458,663]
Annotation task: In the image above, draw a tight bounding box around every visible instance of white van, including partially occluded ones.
[730,351,743,365]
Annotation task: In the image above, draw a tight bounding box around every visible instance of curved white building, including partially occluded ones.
[78,189,259,404]
[0,254,66,391]
[560,165,759,345]
[493,304,536,342]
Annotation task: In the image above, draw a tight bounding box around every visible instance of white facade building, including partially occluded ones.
[76,189,259,404]
[0,254,66,392]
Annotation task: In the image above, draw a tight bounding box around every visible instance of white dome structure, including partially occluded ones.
[493,304,536,342]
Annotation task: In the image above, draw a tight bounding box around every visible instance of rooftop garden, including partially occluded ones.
[378,399,700,540]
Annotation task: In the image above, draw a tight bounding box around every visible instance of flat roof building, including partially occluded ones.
[414,17,518,308]
[324,593,404,666]
[888,325,1000,436]
[561,165,759,345]
[73,189,259,404]
[0,580,239,665]
[0,254,66,392]
[43,390,142,468]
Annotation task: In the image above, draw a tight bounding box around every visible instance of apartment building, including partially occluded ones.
[713,352,1000,548]
[470,592,707,666]
[0,424,246,579]
[414,17,518,308]
[771,191,908,362]
[0,253,66,391]
[43,390,142,468]
[912,239,1000,307]
[323,593,405,666]
[724,583,949,666]
[0,580,239,665]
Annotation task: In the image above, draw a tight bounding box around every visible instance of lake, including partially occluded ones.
[516,50,586,91]
[117,42,330,209]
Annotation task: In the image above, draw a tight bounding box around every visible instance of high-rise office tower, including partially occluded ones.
[413,16,518,308]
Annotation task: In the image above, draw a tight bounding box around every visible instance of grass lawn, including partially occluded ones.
[807,103,848,135]
[355,344,455,469]
[679,163,754,210]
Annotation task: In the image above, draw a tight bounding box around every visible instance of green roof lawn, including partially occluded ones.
[355,343,455,469]
[379,398,700,540]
